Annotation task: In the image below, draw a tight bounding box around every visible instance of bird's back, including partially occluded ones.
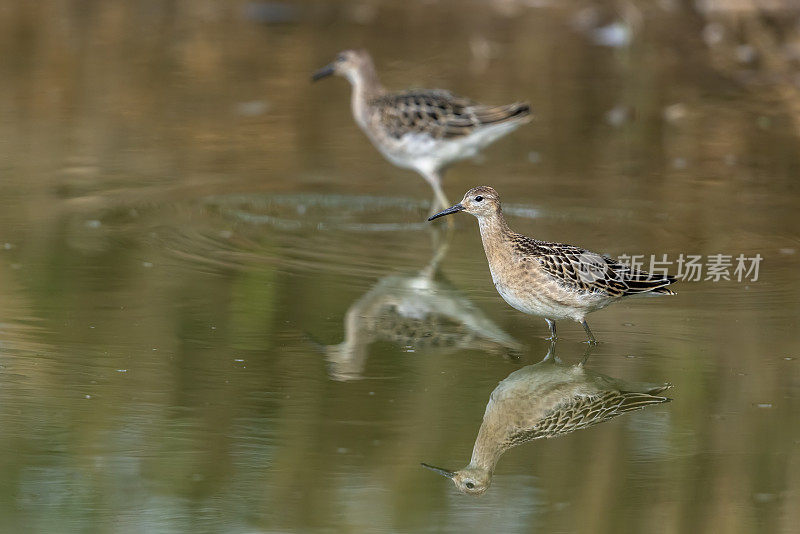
[507,233,677,299]
[488,363,671,447]
[369,89,531,141]
[507,388,671,445]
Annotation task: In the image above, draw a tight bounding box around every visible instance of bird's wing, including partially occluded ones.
[506,390,671,446]
[512,235,677,297]
[370,90,530,140]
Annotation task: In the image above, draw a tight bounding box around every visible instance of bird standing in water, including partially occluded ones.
[428,186,677,343]
[312,50,531,209]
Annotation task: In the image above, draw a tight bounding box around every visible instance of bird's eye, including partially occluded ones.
[336,55,346,62]
[465,482,475,489]
[475,196,483,202]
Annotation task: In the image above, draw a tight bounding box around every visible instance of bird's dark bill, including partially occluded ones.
[311,64,335,81]
[420,463,455,478]
[427,203,464,221]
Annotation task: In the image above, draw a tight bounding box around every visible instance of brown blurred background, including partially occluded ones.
[0,1,798,532]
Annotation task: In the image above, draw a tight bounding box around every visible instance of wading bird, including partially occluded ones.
[428,186,676,343]
[312,50,531,209]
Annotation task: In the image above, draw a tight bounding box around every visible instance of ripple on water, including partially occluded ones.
[203,192,542,231]
[149,192,545,279]
[202,193,434,233]
[60,191,548,284]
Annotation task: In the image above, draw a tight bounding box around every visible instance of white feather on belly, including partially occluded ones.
[369,121,525,172]
[493,278,614,322]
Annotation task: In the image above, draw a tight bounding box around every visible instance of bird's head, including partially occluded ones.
[428,186,501,221]
[312,49,374,84]
[420,463,492,496]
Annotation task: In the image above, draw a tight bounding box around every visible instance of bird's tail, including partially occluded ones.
[615,390,672,413]
[471,102,532,126]
[621,272,677,296]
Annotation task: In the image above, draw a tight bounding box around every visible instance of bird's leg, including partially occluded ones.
[541,339,561,364]
[581,319,598,345]
[422,222,454,279]
[421,169,450,214]
[578,343,596,366]
[545,318,557,341]
[419,168,453,255]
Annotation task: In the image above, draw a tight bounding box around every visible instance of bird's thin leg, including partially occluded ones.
[421,169,450,213]
[422,222,453,279]
[545,318,557,341]
[541,340,560,363]
[578,343,596,367]
[581,319,598,345]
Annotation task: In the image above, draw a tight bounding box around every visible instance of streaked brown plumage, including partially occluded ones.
[510,237,676,298]
[372,90,530,140]
[428,186,677,343]
[312,50,531,208]
[323,270,523,381]
[422,344,672,495]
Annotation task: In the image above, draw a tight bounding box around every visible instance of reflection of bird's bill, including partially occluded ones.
[420,463,455,479]
[428,203,464,221]
[311,63,335,81]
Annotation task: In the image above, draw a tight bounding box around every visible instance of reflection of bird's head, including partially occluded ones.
[421,463,491,496]
[312,49,375,85]
[428,186,501,222]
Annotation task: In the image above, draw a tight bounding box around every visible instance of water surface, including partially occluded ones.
[0,1,798,532]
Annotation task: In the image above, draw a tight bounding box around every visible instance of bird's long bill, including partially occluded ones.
[427,203,464,221]
[420,463,455,479]
[311,63,335,81]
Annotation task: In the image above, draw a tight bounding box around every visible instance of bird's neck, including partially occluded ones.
[477,210,512,258]
[467,419,508,474]
[325,302,371,380]
[348,63,384,126]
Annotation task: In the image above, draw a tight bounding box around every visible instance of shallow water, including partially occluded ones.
[1,1,799,532]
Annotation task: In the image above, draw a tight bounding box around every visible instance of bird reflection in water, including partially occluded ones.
[322,230,524,381]
[422,343,672,495]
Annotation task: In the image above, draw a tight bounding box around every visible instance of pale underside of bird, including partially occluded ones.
[428,186,677,343]
[421,344,672,495]
[312,49,531,209]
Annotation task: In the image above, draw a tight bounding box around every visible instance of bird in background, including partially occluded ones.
[422,343,672,495]
[428,186,676,343]
[312,49,531,210]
